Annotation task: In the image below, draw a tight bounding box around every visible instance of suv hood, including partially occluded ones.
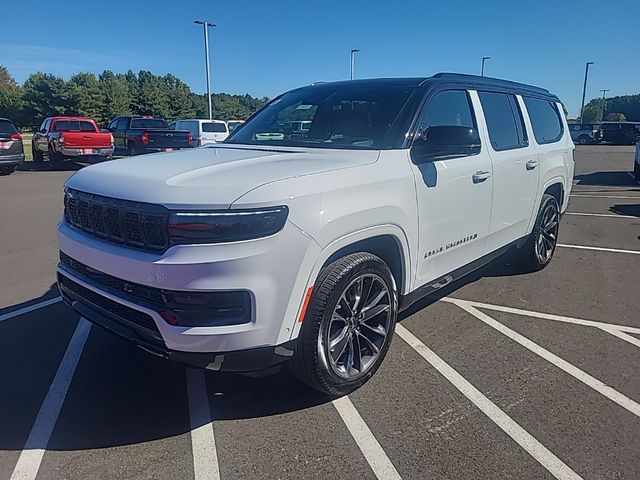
[65,145,379,209]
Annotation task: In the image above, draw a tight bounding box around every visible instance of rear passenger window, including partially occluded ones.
[523,97,563,144]
[479,92,527,151]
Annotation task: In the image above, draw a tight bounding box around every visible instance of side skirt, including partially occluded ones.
[399,236,526,312]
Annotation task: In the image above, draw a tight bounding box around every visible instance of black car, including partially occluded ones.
[0,118,24,175]
[107,116,192,156]
[598,122,640,145]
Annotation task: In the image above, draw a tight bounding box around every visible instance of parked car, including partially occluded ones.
[107,116,192,156]
[32,117,114,170]
[227,120,244,133]
[169,119,229,146]
[57,73,573,395]
[634,138,640,182]
[569,123,598,144]
[597,122,640,145]
[0,118,24,175]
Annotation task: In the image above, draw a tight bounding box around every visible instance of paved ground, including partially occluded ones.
[1,145,639,480]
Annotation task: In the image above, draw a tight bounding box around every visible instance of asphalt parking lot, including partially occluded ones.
[1,145,639,480]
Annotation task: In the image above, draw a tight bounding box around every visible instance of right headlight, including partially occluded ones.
[168,206,289,245]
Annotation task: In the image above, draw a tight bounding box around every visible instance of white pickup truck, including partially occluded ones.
[57,73,574,395]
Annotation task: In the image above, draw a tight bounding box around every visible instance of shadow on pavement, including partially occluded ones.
[610,203,640,219]
[18,161,84,172]
[0,283,60,317]
[573,171,640,189]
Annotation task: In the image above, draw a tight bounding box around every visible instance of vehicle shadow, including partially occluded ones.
[18,161,84,172]
[610,203,640,219]
[573,171,639,189]
[0,253,522,452]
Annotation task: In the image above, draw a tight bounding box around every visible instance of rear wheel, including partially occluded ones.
[291,252,397,396]
[127,143,137,156]
[32,144,43,162]
[49,149,64,170]
[517,194,560,272]
[0,166,16,175]
[577,135,590,145]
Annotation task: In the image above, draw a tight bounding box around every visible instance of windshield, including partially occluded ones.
[130,118,168,129]
[225,84,418,149]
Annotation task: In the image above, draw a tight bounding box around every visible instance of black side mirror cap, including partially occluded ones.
[411,125,481,163]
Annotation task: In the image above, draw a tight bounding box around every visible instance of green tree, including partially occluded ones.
[163,74,196,120]
[137,70,169,117]
[0,66,26,125]
[22,72,70,125]
[606,112,627,122]
[68,72,104,123]
[99,70,132,123]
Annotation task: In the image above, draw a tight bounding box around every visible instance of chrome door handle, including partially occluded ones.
[472,171,491,183]
[526,159,539,170]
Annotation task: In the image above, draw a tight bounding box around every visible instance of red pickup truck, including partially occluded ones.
[32,117,114,169]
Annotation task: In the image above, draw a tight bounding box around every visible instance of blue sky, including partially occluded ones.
[1,0,638,117]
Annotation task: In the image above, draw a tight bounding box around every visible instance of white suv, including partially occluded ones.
[57,73,574,395]
[169,119,229,146]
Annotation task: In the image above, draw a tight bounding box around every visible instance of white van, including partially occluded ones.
[169,119,229,146]
[58,73,574,395]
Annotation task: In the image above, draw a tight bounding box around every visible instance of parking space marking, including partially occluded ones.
[451,300,640,419]
[395,324,582,480]
[565,212,636,219]
[440,298,640,335]
[0,296,62,323]
[186,368,221,480]
[570,194,640,199]
[557,244,640,255]
[597,327,640,349]
[332,395,402,480]
[10,319,91,480]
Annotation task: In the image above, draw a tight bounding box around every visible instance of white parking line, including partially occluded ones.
[440,297,640,335]
[332,396,402,480]
[570,194,640,199]
[597,327,640,349]
[557,244,640,255]
[451,300,640,419]
[565,212,636,219]
[10,319,91,480]
[395,325,582,480]
[186,368,221,480]
[0,296,62,323]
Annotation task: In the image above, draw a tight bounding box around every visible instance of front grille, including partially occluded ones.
[58,274,159,331]
[64,188,169,252]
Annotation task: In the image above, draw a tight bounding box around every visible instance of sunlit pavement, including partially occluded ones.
[1,145,639,480]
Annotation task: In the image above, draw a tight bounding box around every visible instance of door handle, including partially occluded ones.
[526,159,539,170]
[472,171,491,183]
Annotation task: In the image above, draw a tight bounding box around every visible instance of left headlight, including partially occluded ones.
[168,206,289,245]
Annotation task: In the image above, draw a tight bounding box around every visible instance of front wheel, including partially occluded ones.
[517,194,560,272]
[291,252,397,396]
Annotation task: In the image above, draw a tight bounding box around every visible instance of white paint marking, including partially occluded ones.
[0,296,62,323]
[332,395,402,480]
[395,324,581,480]
[440,297,640,335]
[570,194,640,200]
[10,319,91,480]
[186,368,220,480]
[565,212,636,219]
[557,243,640,255]
[598,327,640,349]
[451,300,640,419]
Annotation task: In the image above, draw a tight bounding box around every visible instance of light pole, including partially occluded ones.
[194,20,216,120]
[350,49,360,80]
[579,61,594,123]
[481,56,491,77]
[600,89,610,122]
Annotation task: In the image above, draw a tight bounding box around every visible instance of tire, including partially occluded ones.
[577,135,590,145]
[32,144,43,162]
[517,194,560,272]
[49,149,64,170]
[127,144,137,156]
[291,252,398,396]
[633,160,640,182]
[0,166,15,175]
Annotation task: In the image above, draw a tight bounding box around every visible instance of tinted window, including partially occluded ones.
[479,92,527,151]
[202,122,227,133]
[523,97,563,144]
[421,90,475,128]
[53,120,96,132]
[227,84,417,149]
[116,118,129,130]
[130,118,169,129]
[0,120,18,134]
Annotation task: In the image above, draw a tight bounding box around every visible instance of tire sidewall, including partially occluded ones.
[531,194,560,269]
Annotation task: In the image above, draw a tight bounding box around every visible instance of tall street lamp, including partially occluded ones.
[579,61,594,123]
[194,20,216,120]
[600,89,610,122]
[350,49,360,80]
[481,56,491,77]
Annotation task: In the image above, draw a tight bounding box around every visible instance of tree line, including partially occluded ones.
[0,66,269,128]
[580,94,640,123]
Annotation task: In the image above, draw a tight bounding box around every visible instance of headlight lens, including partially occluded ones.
[168,206,289,244]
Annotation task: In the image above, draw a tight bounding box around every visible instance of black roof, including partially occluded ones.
[310,72,558,101]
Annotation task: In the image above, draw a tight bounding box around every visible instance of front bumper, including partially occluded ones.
[60,147,114,157]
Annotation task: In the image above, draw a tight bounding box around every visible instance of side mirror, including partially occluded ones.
[411,125,481,163]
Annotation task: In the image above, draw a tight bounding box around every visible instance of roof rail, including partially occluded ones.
[431,72,551,96]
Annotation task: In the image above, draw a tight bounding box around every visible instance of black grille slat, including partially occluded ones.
[64,189,168,252]
[59,274,158,331]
